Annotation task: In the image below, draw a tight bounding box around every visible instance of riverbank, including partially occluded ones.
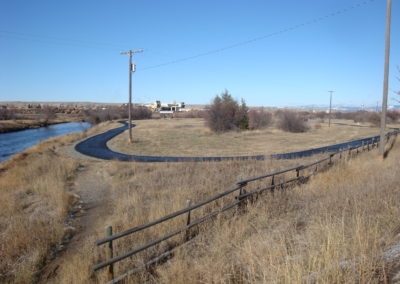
[0,118,84,133]
[0,121,92,162]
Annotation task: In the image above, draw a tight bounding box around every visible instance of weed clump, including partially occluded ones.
[83,106,152,124]
[248,109,273,130]
[277,110,309,133]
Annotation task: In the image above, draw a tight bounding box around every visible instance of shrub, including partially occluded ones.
[315,111,327,119]
[174,110,205,119]
[277,110,309,133]
[353,111,369,123]
[83,109,117,124]
[131,106,152,120]
[41,105,57,124]
[236,99,249,130]
[387,111,400,123]
[205,90,249,132]
[248,109,272,130]
[0,108,15,120]
[366,112,380,126]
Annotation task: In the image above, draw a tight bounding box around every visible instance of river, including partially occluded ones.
[0,122,91,162]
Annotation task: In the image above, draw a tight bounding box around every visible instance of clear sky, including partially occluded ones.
[1,0,399,107]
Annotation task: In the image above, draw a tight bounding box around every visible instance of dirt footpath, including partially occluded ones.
[38,161,112,283]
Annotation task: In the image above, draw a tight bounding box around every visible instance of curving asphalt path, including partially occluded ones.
[75,121,394,162]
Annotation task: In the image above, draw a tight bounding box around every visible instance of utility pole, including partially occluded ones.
[121,49,143,143]
[379,0,392,158]
[328,91,334,127]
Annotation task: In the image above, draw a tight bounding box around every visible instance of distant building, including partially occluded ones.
[145,101,186,113]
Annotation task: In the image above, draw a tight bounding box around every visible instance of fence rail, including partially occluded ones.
[93,130,398,283]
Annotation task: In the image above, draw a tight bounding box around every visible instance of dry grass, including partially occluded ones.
[54,153,325,283]
[56,143,398,284]
[108,118,384,156]
[153,141,400,283]
[0,142,79,282]
[0,122,115,283]
[1,119,399,284]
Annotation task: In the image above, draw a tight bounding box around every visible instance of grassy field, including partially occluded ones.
[153,141,400,283]
[1,119,399,283]
[53,130,400,284]
[108,118,386,156]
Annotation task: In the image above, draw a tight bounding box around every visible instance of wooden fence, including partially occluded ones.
[92,132,397,283]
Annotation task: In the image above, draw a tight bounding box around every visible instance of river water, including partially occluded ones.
[0,122,91,162]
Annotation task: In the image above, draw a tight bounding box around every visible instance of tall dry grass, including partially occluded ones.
[0,122,112,283]
[59,146,400,283]
[154,142,400,283]
[54,155,325,283]
[3,118,398,284]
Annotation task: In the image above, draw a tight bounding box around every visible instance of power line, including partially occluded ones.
[139,0,377,71]
[0,30,131,51]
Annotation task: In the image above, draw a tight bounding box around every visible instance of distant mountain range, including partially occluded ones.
[292,104,400,112]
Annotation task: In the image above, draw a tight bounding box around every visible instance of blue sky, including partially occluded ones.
[0,0,399,107]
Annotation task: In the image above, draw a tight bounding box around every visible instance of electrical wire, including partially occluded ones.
[0,30,130,51]
[0,0,377,68]
[138,0,377,71]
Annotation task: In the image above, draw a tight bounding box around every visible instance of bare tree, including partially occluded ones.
[42,105,56,125]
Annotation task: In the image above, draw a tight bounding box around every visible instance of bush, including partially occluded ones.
[248,109,272,130]
[236,99,249,130]
[83,106,151,124]
[315,111,327,119]
[174,110,205,119]
[387,111,400,123]
[41,105,57,124]
[277,110,309,133]
[366,112,380,126]
[0,108,15,120]
[131,106,152,120]
[205,91,249,132]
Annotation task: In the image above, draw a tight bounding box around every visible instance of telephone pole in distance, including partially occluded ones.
[120,49,143,143]
[328,90,334,127]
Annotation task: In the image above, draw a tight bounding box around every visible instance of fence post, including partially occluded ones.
[186,200,192,226]
[271,175,275,192]
[184,200,192,241]
[105,225,114,281]
[329,154,333,165]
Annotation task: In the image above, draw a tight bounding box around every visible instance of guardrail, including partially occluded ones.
[92,130,398,283]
